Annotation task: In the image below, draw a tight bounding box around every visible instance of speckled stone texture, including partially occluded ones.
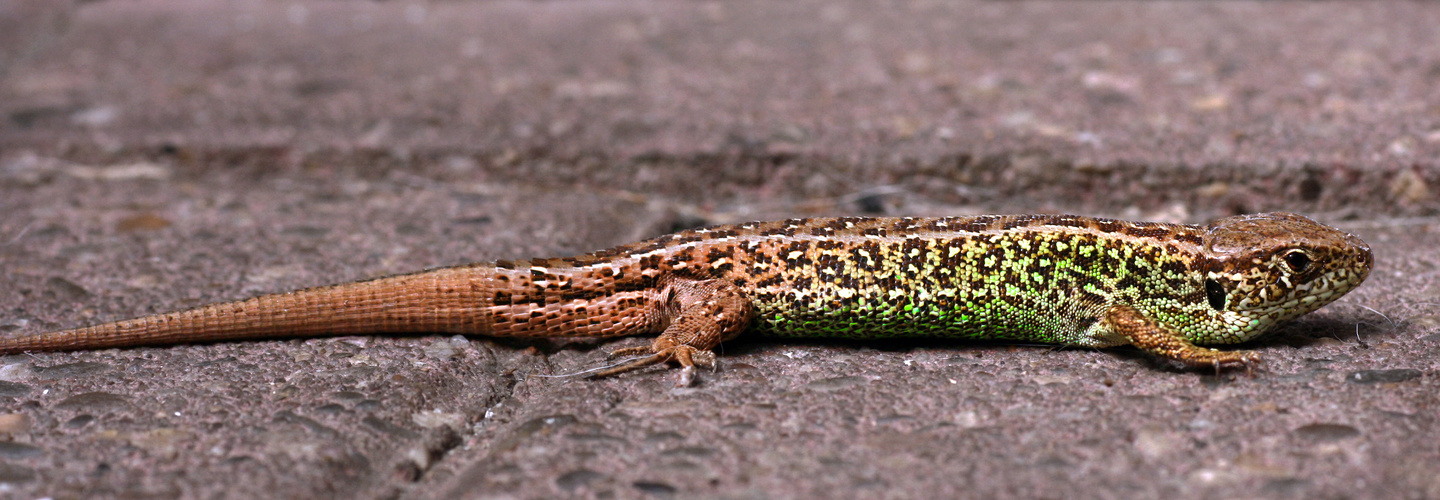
[1,0,1438,498]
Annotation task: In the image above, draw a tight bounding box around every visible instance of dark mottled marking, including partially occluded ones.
[893,219,920,232]
[1002,215,1051,230]
[761,225,798,237]
[558,290,607,302]
[755,275,784,289]
[631,240,671,255]
[1161,259,1188,276]
[791,276,814,290]
[848,242,883,272]
[1049,217,1090,229]
[971,215,1001,226]
[921,218,951,232]
[611,277,658,293]
[1115,276,1140,292]
[750,251,775,266]
[955,219,992,232]
[1120,224,1170,239]
[706,247,734,261]
[781,240,812,259]
[1093,218,1122,233]
[674,233,708,245]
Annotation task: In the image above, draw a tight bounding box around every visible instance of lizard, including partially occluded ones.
[0,212,1372,386]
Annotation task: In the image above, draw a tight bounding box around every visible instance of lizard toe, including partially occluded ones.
[589,344,712,386]
[588,351,669,379]
[606,345,653,360]
[690,349,717,369]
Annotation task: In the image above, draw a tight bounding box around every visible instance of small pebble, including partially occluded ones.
[0,414,31,434]
[1346,369,1422,384]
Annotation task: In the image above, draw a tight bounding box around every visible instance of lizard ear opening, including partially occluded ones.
[1205,279,1227,311]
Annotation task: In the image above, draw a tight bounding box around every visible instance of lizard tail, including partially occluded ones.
[0,266,493,354]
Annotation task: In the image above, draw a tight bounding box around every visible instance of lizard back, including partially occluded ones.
[533,215,1204,346]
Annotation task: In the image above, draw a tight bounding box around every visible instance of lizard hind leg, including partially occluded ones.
[589,279,754,386]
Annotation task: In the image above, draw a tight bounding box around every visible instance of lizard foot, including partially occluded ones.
[584,278,750,386]
[1190,348,1263,376]
[591,344,717,387]
[1105,304,1265,374]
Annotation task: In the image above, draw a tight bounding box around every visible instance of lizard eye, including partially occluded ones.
[1283,250,1312,273]
[1205,279,1227,311]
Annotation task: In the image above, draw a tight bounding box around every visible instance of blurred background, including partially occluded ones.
[4,0,1436,226]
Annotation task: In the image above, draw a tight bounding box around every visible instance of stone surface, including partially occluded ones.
[1,0,1438,499]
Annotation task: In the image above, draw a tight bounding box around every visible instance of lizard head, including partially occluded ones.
[1200,212,1372,341]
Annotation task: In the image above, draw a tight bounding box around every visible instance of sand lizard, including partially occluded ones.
[0,212,1372,385]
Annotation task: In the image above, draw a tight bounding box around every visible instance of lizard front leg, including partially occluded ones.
[1103,304,1261,370]
[591,278,755,386]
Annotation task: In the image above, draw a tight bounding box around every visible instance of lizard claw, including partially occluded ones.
[1204,348,1262,376]
[1237,350,1263,377]
[590,344,712,387]
[605,346,653,360]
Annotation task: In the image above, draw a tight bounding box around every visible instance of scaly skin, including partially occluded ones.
[0,213,1373,385]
